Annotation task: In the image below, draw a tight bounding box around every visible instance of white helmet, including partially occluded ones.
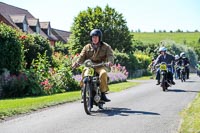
[159,47,167,52]
[180,52,185,57]
[175,55,179,60]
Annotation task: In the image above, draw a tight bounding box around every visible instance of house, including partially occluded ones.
[0,2,71,45]
[51,28,71,44]
[40,22,58,46]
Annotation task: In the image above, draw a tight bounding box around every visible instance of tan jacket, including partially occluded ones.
[77,42,114,64]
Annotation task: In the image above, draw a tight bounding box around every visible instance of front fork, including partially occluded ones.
[92,77,101,103]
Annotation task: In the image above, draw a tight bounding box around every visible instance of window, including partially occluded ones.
[23,21,28,32]
[47,28,51,36]
[36,25,40,33]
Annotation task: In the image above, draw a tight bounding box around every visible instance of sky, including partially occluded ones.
[1,0,200,32]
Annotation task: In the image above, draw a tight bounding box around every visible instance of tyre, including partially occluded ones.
[83,82,92,115]
[161,75,167,91]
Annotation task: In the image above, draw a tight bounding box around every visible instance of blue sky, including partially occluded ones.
[1,0,200,32]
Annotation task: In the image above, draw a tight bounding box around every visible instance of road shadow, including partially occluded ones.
[184,80,196,83]
[92,107,160,117]
[167,88,200,93]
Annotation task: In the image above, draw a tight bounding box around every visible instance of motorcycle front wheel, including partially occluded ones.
[83,82,92,115]
[161,74,167,91]
[180,72,186,82]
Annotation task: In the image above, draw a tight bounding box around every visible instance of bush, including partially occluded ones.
[0,69,28,98]
[132,40,157,57]
[51,53,80,92]
[21,34,53,68]
[134,51,151,69]
[0,23,23,74]
[114,49,138,75]
[54,41,68,55]
[162,40,198,67]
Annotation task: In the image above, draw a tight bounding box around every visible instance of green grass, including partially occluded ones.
[132,32,200,44]
[109,81,139,92]
[132,76,152,80]
[179,93,200,133]
[0,81,138,119]
[0,91,80,119]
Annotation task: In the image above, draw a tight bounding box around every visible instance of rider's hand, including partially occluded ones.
[72,62,79,69]
[107,62,113,67]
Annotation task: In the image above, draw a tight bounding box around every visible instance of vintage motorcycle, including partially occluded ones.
[157,62,174,91]
[81,59,109,115]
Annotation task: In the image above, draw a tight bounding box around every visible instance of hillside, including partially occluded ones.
[132,32,200,45]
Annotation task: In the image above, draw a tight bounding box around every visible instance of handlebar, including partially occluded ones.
[155,63,172,68]
[84,59,109,68]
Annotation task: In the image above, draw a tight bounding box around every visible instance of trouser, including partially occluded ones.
[80,67,109,93]
[95,67,109,92]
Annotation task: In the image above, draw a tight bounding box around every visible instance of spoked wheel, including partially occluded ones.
[181,73,185,82]
[183,73,186,82]
[162,84,167,91]
[181,75,183,82]
[83,82,92,115]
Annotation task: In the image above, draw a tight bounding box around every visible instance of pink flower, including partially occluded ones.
[40,79,49,85]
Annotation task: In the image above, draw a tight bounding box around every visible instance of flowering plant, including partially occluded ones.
[72,63,128,84]
[0,69,28,98]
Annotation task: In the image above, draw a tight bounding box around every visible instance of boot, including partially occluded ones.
[156,81,160,85]
[101,92,111,102]
[171,80,175,85]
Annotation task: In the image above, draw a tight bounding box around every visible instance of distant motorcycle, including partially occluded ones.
[81,59,109,115]
[196,67,200,77]
[180,66,186,82]
[157,62,174,91]
[174,65,181,80]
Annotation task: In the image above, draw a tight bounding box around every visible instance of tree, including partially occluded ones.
[176,29,183,32]
[0,22,23,74]
[67,5,133,54]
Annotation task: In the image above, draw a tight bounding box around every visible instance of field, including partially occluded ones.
[132,32,200,45]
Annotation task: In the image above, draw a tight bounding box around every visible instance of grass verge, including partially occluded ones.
[133,76,153,80]
[179,93,200,133]
[0,81,139,119]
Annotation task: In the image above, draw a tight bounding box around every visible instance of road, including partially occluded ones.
[0,74,199,133]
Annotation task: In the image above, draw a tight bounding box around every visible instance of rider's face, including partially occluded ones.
[161,51,165,55]
[92,36,99,44]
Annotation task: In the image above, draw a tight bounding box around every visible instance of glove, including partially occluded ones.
[107,62,113,67]
[72,62,79,69]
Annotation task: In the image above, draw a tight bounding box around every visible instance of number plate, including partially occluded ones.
[160,64,167,70]
[84,67,94,77]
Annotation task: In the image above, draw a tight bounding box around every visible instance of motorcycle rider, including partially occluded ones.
[72,29,114,102]
[153,47,175,85]
[179,52,190,79]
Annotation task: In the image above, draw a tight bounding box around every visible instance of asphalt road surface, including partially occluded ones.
[0,74,199,133]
